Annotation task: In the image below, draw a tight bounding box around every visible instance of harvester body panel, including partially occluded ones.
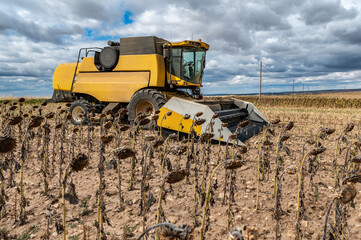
[73,72,150,102]
[158,105,203,136]
[52,63,77,91]
[54,54,166,103]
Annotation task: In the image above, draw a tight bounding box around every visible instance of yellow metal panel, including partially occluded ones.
[162,91,192,100]
[73,72,149,102]
[52,63,77,91]
[168,40,209,50]
[157,107,202,136]
[167,73,201,87]
[78,57,98,72]
[78,54,165,87]
[176,80,200,87]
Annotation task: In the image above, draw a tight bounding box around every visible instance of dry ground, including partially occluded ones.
[1,101,361,240]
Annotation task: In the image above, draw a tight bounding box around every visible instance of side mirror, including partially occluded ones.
[163,48,169,58]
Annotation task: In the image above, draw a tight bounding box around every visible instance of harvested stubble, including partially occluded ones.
[206,94,361,108]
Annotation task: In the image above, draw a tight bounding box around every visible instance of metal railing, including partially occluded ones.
[70,47,103,93]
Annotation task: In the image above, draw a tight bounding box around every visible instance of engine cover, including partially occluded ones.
[94,47,119,71]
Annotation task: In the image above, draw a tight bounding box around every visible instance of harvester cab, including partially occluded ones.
[162,40,209,96]
[51,36,268,145]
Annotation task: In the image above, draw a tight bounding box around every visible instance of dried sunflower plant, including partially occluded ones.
[0,135,17,219]
[61,153,89,240]
[323,174,361,239]
[155,133,183,225]
[254,121,275,211]
[296,140,326,239]
[273,121,293,199]
[333,122,355,188]
[200,157,246,240]
[96,120,115,240]
[274,166,296,239]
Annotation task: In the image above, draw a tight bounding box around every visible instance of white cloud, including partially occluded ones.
[9,78,23,82]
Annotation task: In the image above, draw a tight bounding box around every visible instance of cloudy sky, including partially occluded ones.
[1,0,361,97]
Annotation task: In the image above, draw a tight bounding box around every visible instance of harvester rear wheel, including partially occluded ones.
[127,89,167,120]
[69,100,92,125]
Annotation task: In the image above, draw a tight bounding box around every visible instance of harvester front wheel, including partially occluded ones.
[69,100,92,125]
[127,89,167,120]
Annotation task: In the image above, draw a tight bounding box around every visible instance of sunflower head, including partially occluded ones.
[29,116,43,130]
[164,169,189,184]
[71,153,89,172]
[114,147,136,159]
[0,136,16,153]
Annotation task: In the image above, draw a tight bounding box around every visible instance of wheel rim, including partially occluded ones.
[72,106,85,123]
[136,100,154,116]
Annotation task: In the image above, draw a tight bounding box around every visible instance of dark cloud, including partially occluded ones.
[264,40,298,54]
[266,0,305,15]
[243,3,291,31]
[9,0,125,23]
[0,9,84,44]
[321,49,361,71]
[300,0,357,25]
[70,1,110,21]
[331,24,361,44]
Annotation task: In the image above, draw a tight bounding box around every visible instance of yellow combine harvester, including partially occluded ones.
[52,36,268,144]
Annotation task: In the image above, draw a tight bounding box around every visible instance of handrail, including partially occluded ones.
[70,47,102,93]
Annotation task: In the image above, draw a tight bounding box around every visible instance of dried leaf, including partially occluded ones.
[283,146,291,156]
[344,122,355,133]
[195,118,206,126]
[224,158,246,170]
[200,133,214,143]
[238,120,250,128]
[351,155,361,163]
[267,128,275,136]
[280,135,290,142]
[342,174,361,184]
[285,121,294,131]
[310,147,326,156]
[270,118,280,124]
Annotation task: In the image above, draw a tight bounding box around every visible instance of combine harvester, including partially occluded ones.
[51,36,268,145]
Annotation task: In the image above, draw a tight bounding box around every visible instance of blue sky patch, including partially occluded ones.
[85,28,92,37]
[83,28,118,42]
[123,11,133,24]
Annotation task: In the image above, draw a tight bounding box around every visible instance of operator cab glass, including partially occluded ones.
[168,47,206,85]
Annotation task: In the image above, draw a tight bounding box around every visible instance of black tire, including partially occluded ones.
[127,89,167,121]
[69,100,92,125]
